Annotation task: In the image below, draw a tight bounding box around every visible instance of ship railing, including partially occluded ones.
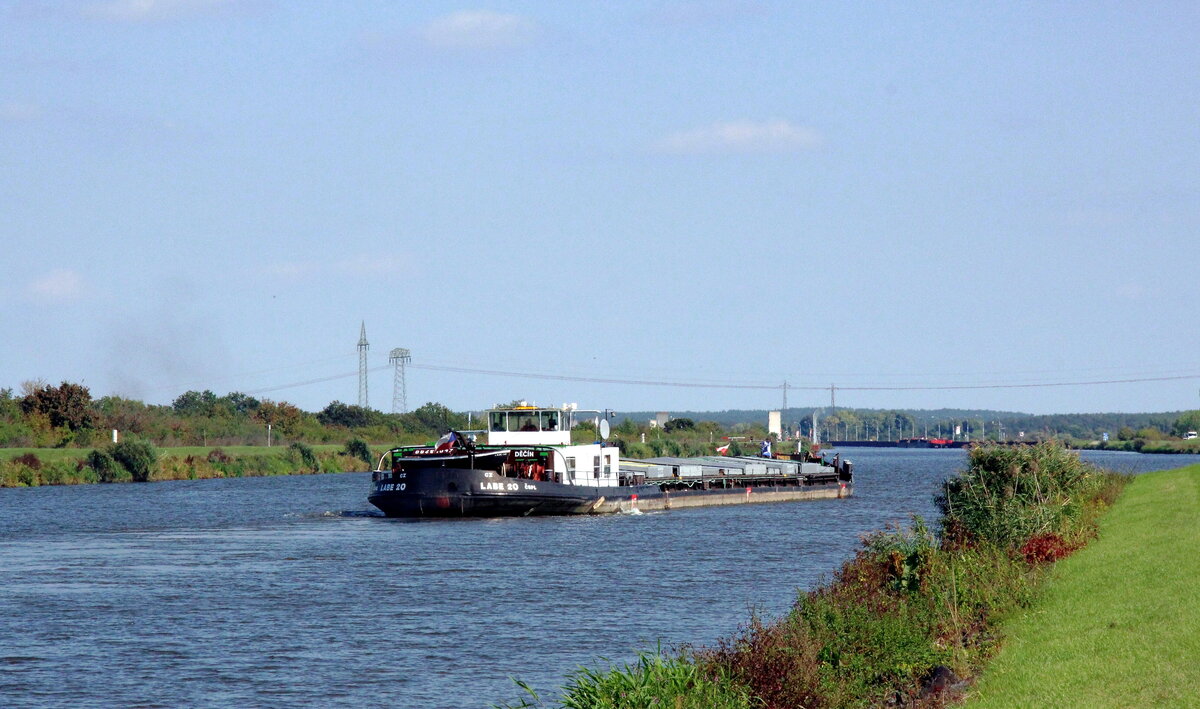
[647,472,821,492]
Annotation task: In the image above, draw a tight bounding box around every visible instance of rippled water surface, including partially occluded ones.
[2,449,1196,707]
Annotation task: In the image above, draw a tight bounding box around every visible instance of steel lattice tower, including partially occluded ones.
[357,321,369,408]
[389,348,411,413]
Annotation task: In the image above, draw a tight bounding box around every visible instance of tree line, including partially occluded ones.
[0,380,469,448]
[3,380,1197,450]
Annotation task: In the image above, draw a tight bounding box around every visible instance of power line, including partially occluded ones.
[233,360,1200,399]
[834,373,1200,391]
[408,363,791,390]
[408,363,1200,392]
[244,365,390,396]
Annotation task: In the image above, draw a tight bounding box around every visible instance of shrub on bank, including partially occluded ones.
[498,649,755,709]
[0,456,38,486]
[289,442,319,472]
[512,443,1125,708]
[343,438,372,466]
[152,448,323,481]
[87,448,127,483]
[111,440,158,482]
[318,451,368,473]
[700,520,1027,707]
[0,454,95,486]
[937,442,1120,551]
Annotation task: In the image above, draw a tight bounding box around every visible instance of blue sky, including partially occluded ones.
[3,1,1198,415]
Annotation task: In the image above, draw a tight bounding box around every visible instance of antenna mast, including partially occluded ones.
[358,321,369,408]
[389,348,412,414]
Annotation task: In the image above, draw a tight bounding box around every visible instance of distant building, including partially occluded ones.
[768,411,782,439]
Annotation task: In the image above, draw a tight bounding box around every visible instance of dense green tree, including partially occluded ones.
[0,388,19,419]
[173,390,259,419]
[218,392,260,417]
[663,417,695,432]
[172,390,219,416]
[406,402,467,433]
[1172,411,1200,437]
[614,417,640,437]
[317,401,381,428]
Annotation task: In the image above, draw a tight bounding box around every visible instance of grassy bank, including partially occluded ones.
[0,442,383,487]
[965,463,1200,707]
[499,443,1127,708]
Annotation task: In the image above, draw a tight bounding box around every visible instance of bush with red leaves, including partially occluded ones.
[12,453,42,470]
[1020,533,1079,564]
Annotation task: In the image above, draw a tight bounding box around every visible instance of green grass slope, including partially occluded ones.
[966,464,1200,708]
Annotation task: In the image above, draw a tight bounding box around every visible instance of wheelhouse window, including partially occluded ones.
[513,412,539,432]
[490,409,562,433]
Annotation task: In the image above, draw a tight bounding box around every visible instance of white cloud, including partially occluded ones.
[656,119,822,154]
[28,268,86,302]
[83,0,247,22]
[419,10,537,50]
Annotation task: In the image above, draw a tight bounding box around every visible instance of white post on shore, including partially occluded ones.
[112,429,118,443]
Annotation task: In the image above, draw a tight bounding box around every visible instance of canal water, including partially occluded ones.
[2,449,1196,708]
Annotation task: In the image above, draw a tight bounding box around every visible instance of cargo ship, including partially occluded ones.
[368,404,852,518]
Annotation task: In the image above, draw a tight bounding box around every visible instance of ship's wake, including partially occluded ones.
[321,510,385,518]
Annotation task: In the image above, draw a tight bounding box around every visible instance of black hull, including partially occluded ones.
[368,465,639,518]
[370,492,602,518]
[368,465,848,518]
